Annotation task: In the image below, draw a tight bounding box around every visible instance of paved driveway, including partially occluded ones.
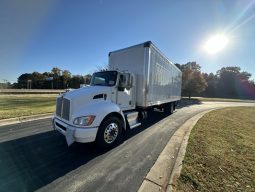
[0,102,254,192]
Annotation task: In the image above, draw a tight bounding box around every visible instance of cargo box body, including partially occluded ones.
[109,41,182,108]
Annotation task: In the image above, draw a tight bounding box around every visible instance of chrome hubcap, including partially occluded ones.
[104,123,119,144]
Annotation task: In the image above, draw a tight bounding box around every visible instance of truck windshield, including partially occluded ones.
[91,71,118,86]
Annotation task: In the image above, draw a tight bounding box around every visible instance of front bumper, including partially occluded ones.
[52,117,98,146]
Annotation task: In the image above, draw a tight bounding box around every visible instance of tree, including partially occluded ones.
[175,63,181,70]
[51,67,61,76]
[180,62,207,99]
[84,74,92,85]
[31,72,45,89]
[17,73,33,88]
[51,67,62,89]
[202,73,218,97]
[43,72,54,89]
[179,61,201,72]
[216,66,254,98]
[62,70,71,88]
[69,75,85,88]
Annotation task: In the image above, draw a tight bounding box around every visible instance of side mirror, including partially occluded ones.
[118,73,132,91]
[118,74,126,91]
[125,74,131,89]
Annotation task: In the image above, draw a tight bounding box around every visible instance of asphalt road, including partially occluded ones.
[0,101,254,192]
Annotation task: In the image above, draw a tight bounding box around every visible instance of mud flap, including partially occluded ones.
[65,127,75,146]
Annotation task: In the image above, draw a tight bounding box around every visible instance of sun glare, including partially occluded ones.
[204,34,228,54]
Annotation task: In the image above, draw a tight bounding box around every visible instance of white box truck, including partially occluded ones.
[52,41,182,147]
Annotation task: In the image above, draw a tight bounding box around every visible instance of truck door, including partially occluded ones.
[117,73,135,110]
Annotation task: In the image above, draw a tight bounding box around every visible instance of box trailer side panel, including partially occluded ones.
[146,45,182,106]
[109,42,182,108]
[109,43,148,107]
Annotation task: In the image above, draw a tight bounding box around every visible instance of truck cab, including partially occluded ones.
[91,71,136,111]
[52,70,140,147]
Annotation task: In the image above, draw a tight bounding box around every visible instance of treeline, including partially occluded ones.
[9,67,92,89]
[175,62,255,99]
[1,63,255,99]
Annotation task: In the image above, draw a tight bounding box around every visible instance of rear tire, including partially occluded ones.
[170,103,174,114]
[164,102,174,115]
[96,116,123,148]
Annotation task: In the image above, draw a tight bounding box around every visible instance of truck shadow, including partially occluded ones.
[0,100,200,192]
[0,131,105,192]
[123,98,201,140]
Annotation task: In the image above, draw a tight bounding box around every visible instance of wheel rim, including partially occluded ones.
[104,123,119,144]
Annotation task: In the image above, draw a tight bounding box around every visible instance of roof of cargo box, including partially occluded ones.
[108,41,181,72]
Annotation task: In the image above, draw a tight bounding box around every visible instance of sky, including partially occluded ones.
[1,0,255,83]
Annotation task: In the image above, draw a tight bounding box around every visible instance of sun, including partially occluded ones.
[204,34,228,54]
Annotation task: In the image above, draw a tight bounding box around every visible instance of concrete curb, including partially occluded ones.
[138,109,214,192]
[0,113,53,127]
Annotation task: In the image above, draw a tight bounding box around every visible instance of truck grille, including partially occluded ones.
[56,97,70,121]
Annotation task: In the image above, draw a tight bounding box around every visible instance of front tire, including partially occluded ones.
[96,116,123,148]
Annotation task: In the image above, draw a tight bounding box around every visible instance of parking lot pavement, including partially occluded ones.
[0,102,254,192]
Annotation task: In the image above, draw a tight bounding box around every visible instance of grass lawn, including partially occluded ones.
[194,97,255,103]
[0,94,58,120]
[182,97,255,103]
[177,107,255,192]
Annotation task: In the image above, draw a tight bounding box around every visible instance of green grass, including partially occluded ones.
[0,94,57,120]
[194,97,255,102]
[182,97,255,103]
[177,107,255,192]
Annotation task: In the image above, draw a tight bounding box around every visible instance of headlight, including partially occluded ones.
[73,116,95,126]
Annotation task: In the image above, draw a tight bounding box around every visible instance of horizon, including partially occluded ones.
[1,0,255,83]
